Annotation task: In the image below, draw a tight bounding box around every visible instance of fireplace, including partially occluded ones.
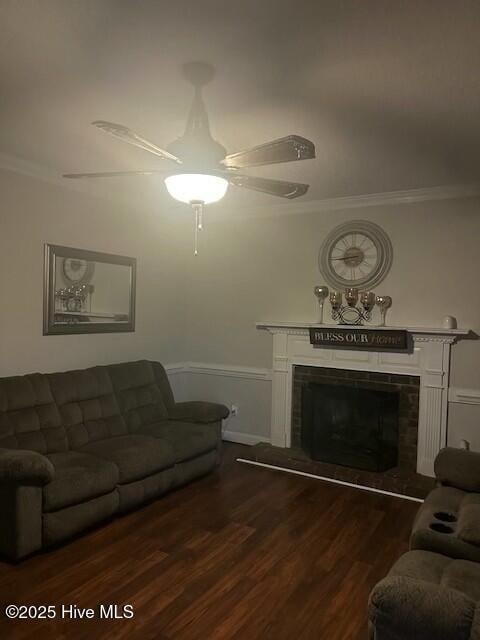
[301,382,399,471]
[257,321,467,476]
[292,366,420,473]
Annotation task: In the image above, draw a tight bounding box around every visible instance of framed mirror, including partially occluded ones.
[44,244,136,335]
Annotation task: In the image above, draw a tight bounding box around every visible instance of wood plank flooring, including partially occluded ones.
[0,444,418,640]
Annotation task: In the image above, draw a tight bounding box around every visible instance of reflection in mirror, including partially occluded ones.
[44,245,136,335]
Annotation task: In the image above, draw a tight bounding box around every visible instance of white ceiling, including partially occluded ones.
[1,0,480,209]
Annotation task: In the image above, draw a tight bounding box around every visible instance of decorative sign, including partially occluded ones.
[309,327,408,351]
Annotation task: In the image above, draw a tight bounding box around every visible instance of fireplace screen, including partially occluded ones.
[301,382,399,472]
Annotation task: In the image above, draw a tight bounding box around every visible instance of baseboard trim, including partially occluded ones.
[236,459,424,503]
[223,430,271,446]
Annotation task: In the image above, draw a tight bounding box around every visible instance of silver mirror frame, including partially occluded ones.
[43,244,136,335]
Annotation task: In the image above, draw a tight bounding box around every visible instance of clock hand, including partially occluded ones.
[330,253,364,261]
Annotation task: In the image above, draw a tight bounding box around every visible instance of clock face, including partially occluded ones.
[319,221,393,290]
[329,232,378,282]
[62,258,95,285]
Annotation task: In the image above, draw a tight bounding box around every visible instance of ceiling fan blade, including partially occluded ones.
[63,170,171,179]
[222,135,315,169]
[227,173,309,199]
[92,121,182,164]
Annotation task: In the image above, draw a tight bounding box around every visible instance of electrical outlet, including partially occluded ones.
[230,404,239,417]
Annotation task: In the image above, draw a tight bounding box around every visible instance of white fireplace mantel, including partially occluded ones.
[256,321,470,477]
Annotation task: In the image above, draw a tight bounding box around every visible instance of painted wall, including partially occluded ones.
[0,169,187,376]
[1,168,479,453]
[179,197,480,449]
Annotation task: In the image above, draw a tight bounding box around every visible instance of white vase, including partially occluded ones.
[442,315,457,330]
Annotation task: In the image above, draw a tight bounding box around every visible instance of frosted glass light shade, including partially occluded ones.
[164,173,228,204]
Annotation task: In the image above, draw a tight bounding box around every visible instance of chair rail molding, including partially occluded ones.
[164,362,272,381]
[448,387,480,405]
[256,321,471,477]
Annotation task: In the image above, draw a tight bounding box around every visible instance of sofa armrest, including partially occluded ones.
[168,401,229,424]
[369,576,477,640]
[435,447,480,492]
[0,448,55,486]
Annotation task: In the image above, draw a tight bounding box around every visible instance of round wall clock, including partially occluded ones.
[319,220,393,290]
[62,257,95,285]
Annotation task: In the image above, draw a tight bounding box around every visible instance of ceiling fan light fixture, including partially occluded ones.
[164,173,228,205]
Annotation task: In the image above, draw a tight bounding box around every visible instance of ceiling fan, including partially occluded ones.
[64,62,316,254]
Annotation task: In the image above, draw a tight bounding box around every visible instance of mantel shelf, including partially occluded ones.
[256,321,470,338]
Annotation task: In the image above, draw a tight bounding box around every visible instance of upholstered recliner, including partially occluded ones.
[368,550,480,640]
[0,361,229,560]
[369,447,480,639]
[411,448,480,562]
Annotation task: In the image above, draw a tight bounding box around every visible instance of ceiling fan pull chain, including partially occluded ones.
[192,201,204,256]
[194,209,199,256]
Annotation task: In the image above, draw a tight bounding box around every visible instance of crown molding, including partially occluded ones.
[0,151,129,207]
[223,183,480,220]
[1,149,480,217]
[0,151,87,192]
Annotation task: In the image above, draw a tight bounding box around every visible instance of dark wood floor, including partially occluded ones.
[0,444,418,640]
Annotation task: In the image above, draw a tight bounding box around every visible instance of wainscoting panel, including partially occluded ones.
[165,362,272,444]
[164,363,189,403]
[165,363,480,452]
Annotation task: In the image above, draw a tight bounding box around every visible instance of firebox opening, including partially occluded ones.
[301,382,399,472]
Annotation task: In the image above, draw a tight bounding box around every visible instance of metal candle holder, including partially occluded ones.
[314,286,392,326]
[313,285,329,323]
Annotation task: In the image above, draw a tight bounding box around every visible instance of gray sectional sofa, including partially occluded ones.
[0,360,229,560]
[369,447,480,639]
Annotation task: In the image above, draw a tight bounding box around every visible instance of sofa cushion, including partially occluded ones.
[435,447,480,493]
[79,434,174,484]
[117,467,174,513]
[411,486,480,562]
[138,421,219,463]
[43,451,119,512]
[48,367,127,449]
[0,374,66,454]
[0,448,55,486]
[457,501,480,546]
[43,492,119,548]
[389,550,480,604]
[107,361,170,431]
[149,361,175,409]
[168,401,230,424]
[368,550,480,640]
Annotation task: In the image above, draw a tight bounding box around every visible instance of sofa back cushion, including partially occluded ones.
[149,361,175,409]
[0,374,66,453]
[48,366,127,449]
[107,361,171,432]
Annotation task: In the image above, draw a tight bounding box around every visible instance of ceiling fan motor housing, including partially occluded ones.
[167,133,226,171]
[166,83,227,170]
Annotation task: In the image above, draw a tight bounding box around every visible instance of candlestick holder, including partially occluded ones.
[375,295,392,327]
[313,285,329,323]
[328,288,378,325]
